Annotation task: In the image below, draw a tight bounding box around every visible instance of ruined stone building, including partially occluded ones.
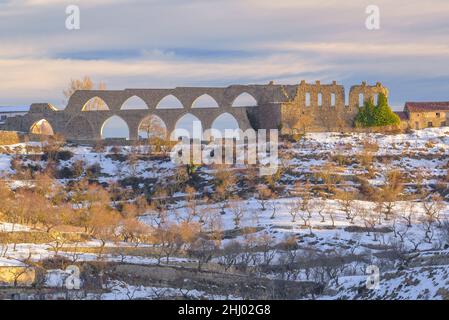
[279,81,388,133]
[0,81,394,142]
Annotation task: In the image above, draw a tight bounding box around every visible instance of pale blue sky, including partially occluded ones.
[1,0,449,110]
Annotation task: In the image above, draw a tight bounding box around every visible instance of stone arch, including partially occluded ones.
[30,119,54,135]
[101,115,130,140]
[121,95,148,110]
[138,114,167,139]
[156,94,183,109]
[211,112,240,135]
[65,116,95,140]
[82,97,109,111]
[232,92,258,107]
[173,113,203,140]
[191,94,219,109]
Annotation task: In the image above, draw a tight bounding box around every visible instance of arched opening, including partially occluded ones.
[30,119,54,135]
[232,92,257,107]
[191,94,219,108]
[173,113,203,140]
[331,93,336,107]
[305,92,311,107]
[211,113,240,138]
[82,97,109,111]
[318,93,323,107]
[101,115,130,140]
[359,93,364,107]
[121,96,148,110]
[156,95,183,109]
[138,115,167,139]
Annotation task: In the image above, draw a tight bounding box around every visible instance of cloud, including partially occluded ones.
[258,41,449,58]
[2,0,127,7]
[0,0,449,106]
[0,54,331,106]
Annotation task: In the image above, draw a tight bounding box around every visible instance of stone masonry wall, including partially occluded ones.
[280,81,389,133]
[2,82,390,141]
[406,110,449,130]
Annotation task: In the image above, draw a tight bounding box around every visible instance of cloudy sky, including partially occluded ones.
[1,0,449,109]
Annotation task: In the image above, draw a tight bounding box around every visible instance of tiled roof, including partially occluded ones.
[405,102,449,112]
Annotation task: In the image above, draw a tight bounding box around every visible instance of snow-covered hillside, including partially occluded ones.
[1,128,449,300]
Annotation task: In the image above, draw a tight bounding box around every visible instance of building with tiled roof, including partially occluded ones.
[401,102,449,129]
[405,102,449,113]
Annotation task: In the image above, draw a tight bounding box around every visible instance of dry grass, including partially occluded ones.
[0,231,88,244]
[0,131,21,146]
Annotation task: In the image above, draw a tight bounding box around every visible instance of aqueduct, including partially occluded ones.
[1,82,388,141]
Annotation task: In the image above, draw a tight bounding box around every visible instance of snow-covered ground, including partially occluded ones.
[2,128,449,299]
[0,222,30,232]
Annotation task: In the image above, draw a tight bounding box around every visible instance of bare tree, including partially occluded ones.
[229,197,245,229]
[380,170,404,220]
[393,216,410,243]
[314,162,341,193]
[139,115,167,152]
[422,193,445,227]
[8,251,34,287]
[184,186,198,223]
[0,182,20,231]
[335,189,356,223]
[211,165,236,215]
[298,209,313,235]
[296,181,313,217]
[47,231,69,256]
[287,199,301,223]
[187,238,219,271]
[420,215,436,244]
[358,202,378,239]
[151,223,184,264]
[324,203,337,228]
[218,240,242,272]
[402,200,416,227]
[127,143,141,177]
[311,198,327,223]
[151,188,169,222]
[256,184,272,211]
[89,207,121,258]
[63,76,106,109]
[120,217,151,246]
[256,232,276,269]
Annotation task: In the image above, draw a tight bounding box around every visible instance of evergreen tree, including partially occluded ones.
[355,93,400,127]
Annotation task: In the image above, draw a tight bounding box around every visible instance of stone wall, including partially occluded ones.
[280,81,389,133]
[112,263,323,299]
[406,110,449,130]
[1,82,391,141]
